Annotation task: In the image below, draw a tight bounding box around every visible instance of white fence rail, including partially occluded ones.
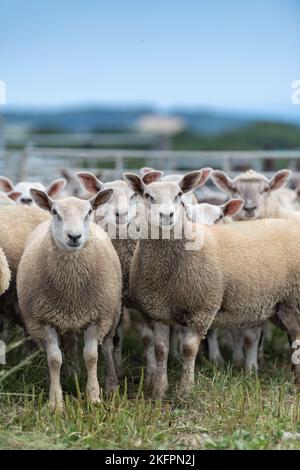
[1,146,300,183]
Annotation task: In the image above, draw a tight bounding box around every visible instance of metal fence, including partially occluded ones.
[1,145,300,184]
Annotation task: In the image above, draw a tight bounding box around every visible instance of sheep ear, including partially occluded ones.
[123,173,145,196]
[47,178,66,197]
[76,172,103,194]
[94,170,103,180]
[60,168,72,182]
[0,176,14,193]
[197,167,212,187]
[142,171,164,185]
[7,191,21,201]
[90,189,113,210]
[269,170,291,191]
[180,171,203,193]
[30,189,53,212]
[211,171,235,193]
[183,203,195,222]
[221,199,244,217]
[140,167,156,176]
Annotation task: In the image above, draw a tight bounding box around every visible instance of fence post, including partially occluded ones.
[115,152,124,178]
[18,142,33,181]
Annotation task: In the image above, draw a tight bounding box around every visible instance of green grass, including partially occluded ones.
[0,326,300,450]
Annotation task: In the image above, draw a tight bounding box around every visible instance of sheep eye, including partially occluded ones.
[176,191,183,201]
[85,209,93,220]
[52,209,58,216]
[144,193,154,202]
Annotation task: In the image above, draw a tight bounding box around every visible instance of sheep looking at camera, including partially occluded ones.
[17,189,122,410]
[211,169,293,220]
[124,170,300,399]
[0,176,66,206]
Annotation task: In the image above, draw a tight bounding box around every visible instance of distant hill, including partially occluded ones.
[2,106,154,133]
[2,106,300,137]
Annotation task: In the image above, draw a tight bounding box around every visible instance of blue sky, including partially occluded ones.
[0,0,300,118]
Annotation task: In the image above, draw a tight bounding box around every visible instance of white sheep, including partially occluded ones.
[124,170,300,399]
[211,169,292,220]
[76,170,164,386]
[0,176,66,205]
[16,189,122,410]
[211,168,299,370]
[140,167,212,205]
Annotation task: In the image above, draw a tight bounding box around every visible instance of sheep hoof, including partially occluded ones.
[245,363,258,373]
[232,358,244,368]
[152,379,168,400]
[177,375,194,397]
[210,354,224,366]
[145,369,156,389]
[105,378,119,395]
[86,388,101,404]
[49,399,64,413]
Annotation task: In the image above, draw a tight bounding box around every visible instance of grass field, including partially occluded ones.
[1,325,300,450]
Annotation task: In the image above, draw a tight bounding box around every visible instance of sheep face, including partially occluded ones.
[212,169,291,221]
[76,172,137,227]
[123,171,204,229]
[13,182,46,205]
[0,176,66,206]
[184,199,244,225]
[30,189,113,252]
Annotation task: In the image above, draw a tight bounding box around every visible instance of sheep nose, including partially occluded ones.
[159,212,174,222]
[244,206,256,213]
[21,198,32,205]
[67,233,82,243]
[116,210,128,223]
[116,210,127,217]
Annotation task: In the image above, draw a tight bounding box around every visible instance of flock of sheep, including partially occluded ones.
[0,165,300,411]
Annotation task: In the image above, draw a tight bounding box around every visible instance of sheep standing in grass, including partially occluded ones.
[211,169,297,370]
[124,170,300,399]
[16,189,122,410]
[76,170,164,384]
[184,198,244,365]
[0,181,67,333]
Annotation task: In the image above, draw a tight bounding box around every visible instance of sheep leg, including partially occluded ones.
[61,331,80,378]
[179,328,201,394]
[140,322,157,388]
[207,328,224,364]
[113,317,123,378]
[258,321,270,366]
[152,322,169,400]
[102,333,119,395]
[83,325,101,403]
[276,305,300,389]
[230,328,245,367]
[43,325,63,411]
[244,326,263,372]
[170,325,184,361]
